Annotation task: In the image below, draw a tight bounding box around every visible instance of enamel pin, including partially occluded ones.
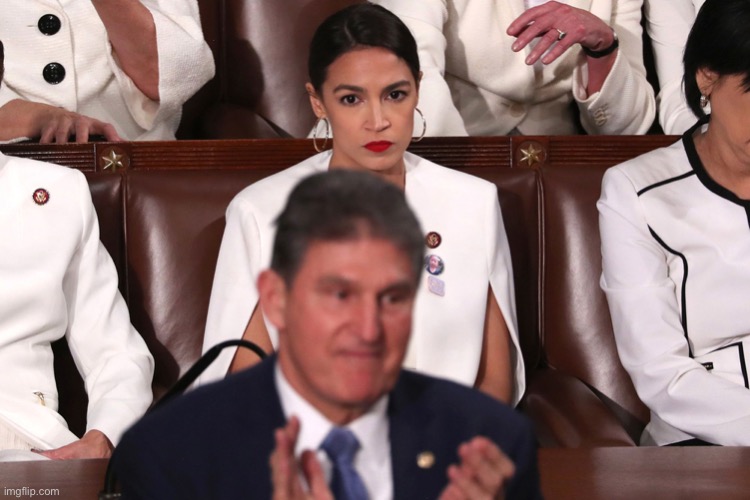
[33,188,50,205]
[425,231,442,249]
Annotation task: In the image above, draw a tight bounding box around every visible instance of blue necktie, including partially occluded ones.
[320,427,369,500]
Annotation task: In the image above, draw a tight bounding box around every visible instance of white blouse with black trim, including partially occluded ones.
[599,120,750,446]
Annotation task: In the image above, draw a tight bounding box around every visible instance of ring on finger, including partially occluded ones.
[555,28,567,41]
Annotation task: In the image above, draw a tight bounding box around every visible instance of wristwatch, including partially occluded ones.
[582,30,619,58]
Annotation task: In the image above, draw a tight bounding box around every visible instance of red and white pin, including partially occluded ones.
[33,188,50,206]
[425,231,442,249]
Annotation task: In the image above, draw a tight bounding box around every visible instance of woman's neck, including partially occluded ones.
[327,155,406,191]
[694,127,750,199]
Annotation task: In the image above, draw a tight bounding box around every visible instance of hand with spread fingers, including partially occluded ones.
[507,1,617,66]
[438,436,516,500]
[270,417,334,500]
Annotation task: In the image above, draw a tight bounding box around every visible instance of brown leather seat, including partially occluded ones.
[519,164,650,447]
[25,136,674,445]
[179,0,363,139]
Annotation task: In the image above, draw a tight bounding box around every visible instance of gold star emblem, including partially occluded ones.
[102,149,125,171]
[519,143,543,167]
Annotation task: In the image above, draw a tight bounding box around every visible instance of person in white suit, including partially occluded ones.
[201,3,525,405]
[0,41,154,459]
[644,0,706,134]
[0,0,214,143]
[372,0,656,136]
[599,0,750,446]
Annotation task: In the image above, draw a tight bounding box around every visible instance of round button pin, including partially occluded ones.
[425,231,442,249]
[38,14,62,36]
[43,63,66,84]
[33,188,50,205]
[425,254,444,276]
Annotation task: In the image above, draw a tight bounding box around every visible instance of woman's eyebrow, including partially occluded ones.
[383,80,412,93]
[332,80,412,94]
[332,83,365,93]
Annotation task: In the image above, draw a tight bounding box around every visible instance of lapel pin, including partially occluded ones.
[425,255,445,276]
[425,231,442,249]
[33,391,46,406]
[427,276,445,297]
[417,451,435,469]
[33,188,50,205]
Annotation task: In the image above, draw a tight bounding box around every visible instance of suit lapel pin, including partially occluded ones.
[416,451,435,469]
[425,231,442,249]
[33,188,50,206]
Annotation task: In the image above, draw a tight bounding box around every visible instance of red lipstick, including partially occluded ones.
[365,141,393,153]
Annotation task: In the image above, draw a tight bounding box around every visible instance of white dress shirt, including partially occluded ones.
[275,366,393,500]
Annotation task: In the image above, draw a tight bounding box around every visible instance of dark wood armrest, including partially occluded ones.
[519,368,637,448]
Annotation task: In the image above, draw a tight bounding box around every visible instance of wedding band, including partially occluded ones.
[556,28,567,41]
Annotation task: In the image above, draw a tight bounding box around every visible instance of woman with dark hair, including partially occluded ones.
[201,3,525,404]
[599,0,750,446]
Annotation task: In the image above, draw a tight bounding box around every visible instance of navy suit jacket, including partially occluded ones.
[112,357,541,499]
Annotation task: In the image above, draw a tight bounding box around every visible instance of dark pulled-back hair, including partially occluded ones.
[308,2,420,92]
[684,0,750,119]
[271,169,424,286]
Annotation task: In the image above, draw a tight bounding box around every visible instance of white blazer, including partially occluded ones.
[0,0,214,140]
[599,125,750,445]
[373,0,655,136]
[0,152,154,449]
[644,0,705,134]
[201,151,526,404]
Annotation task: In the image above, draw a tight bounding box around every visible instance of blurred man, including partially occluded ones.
[112,170,541,499]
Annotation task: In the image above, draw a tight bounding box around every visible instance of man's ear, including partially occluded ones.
[257,269,288,332]
[305,83,327,119]
[696,67,719,97]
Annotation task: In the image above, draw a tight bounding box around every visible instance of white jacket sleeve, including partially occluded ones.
[107,0,215,131]
[644,0,702,134]
[199,196,263,385]
[573,0,656,135]
[372,0,468,136]
[486,189,525,405]
[598,167,750,445]
[65,172,154,446]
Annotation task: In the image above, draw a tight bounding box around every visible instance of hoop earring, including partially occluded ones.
[312,117,330,153]
[700,94,709,109]
[412,108,427,142]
